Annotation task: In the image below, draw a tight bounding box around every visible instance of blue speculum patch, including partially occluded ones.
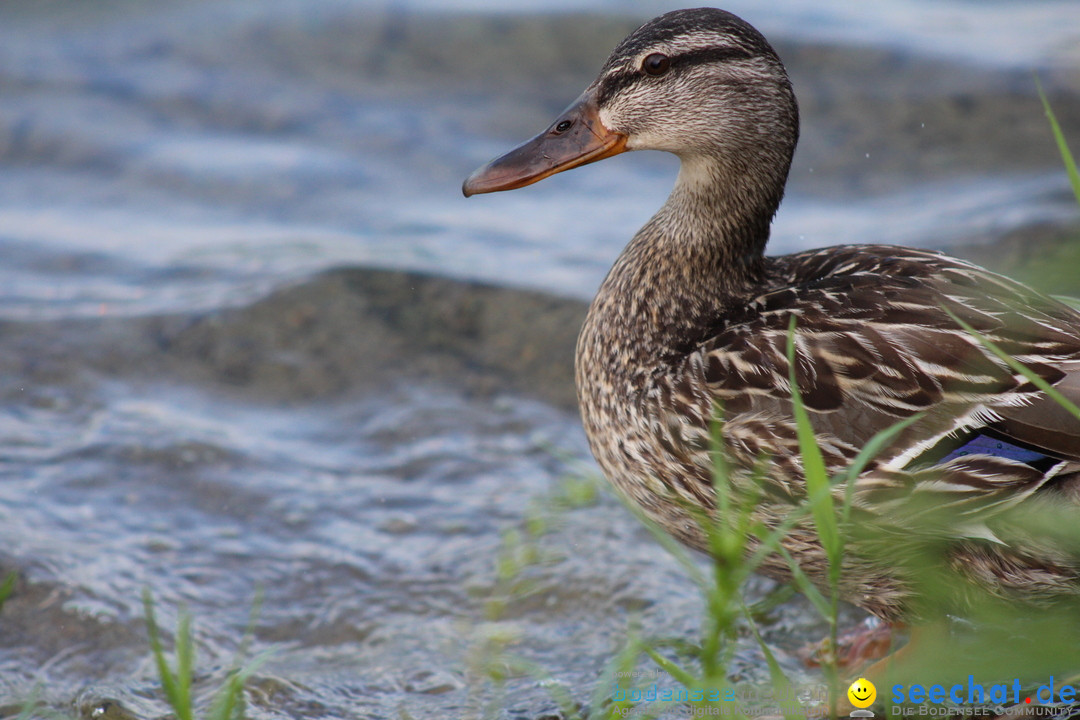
[940,433,1050,466]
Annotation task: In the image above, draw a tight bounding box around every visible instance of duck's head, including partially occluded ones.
[463,7,798,210]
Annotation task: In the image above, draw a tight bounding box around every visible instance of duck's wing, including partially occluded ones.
[661,245,1080,510]
[993,365,1080,459]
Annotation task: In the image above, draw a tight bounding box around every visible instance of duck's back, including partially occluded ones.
[762,244,1080,459]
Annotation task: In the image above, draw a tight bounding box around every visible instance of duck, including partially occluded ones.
[463,8,1080,643]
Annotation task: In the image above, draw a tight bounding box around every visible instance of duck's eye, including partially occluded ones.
[642,53,671,76]
[554,119,573,133]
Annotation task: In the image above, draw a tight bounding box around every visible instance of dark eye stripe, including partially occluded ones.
[596,46,756,105]
[671,46,754,69]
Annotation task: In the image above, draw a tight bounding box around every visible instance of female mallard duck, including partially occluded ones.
[464,9,1080,628]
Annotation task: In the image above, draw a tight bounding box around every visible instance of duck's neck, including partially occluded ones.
[579,155,781,381]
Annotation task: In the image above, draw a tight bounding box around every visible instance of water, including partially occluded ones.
[0,0,1078,717]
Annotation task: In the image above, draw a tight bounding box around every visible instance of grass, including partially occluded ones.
[466,472,603,720]
[2,590,270,719]
[1038,77,1080,207]
[0,571,15,613]
[0,580,266,720]
[470,335,1080,719]
[141,589,270,720]
[465,392,926,719]
[990,81,1080,298]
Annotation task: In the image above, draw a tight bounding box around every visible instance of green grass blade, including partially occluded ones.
[176,610,194,712]
[837,412,924,524]
[1036,76,1080,206]
[623,496,709,589]
[1054,294,1080,311]
[776,545,832,620]
[586,629,644,720]
[0,571,16,613]
[208,589,270,720]
[641,645,697,689]
[143,589,193,720]
[740,601,800,720]
[945,308,1080,421]
[785,318,839,558]
[708,414,734,521]
[745,501,812,572]
[745,583,797,620]
[209,677,245,720]
[12,685,42,720]
[208,649,275,720]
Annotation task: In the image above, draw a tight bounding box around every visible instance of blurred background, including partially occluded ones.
[0,0,1078,718]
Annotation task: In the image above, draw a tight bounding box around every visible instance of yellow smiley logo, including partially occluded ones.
[847,678,877,709]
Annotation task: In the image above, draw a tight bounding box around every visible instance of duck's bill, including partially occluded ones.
[462,92,628,197]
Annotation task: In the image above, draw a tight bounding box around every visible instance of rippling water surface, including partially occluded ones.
[0,0,1078,717]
